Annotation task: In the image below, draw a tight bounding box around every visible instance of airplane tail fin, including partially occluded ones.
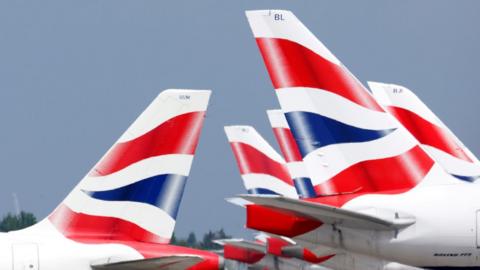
[369,81,480,181]
[246,10,448,203]
[224,125,297,198]
[266,109,316,199]
[48,89,211,244]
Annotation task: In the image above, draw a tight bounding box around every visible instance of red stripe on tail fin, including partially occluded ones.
[256,38,382,111]
[386,106,472,163]
[91,111,205,177]
[229,142,293,185]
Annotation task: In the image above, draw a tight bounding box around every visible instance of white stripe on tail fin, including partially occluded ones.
[224,125,298,198]
[369,81,480,182]
[48,89,211,244]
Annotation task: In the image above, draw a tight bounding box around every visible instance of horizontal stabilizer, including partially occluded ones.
[239,195,415,231]
[225,197,251,208]
[281,244,338,258]
[91,255,203,270]
[214,239,266,253]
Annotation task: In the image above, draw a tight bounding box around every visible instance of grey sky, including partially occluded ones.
[0,1,478,238]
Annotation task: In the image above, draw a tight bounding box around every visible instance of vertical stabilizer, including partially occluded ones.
[369,81,480,181]
[246,10,449,204]
[224,125,298,198]
[48,89,211,244]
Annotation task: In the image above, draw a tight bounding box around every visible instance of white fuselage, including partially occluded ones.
[0,221,143,270]
[319,252,422,270]
[293,171,480,268]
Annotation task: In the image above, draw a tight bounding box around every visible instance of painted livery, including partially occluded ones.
[266,110,424,270]
[225,125,297,198]
[369,81,480,182]
[226,119,423,270]
[242,9,480,268]
[224,125,333,270]
[0,89,223,270]
[267,110,317,199]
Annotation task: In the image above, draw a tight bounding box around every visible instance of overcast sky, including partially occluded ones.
[0,1,479,238]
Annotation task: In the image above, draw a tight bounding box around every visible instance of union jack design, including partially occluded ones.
[369,82,480,182]
[245,10,456,206]
[224,125,298,198]
[48,89,211,244]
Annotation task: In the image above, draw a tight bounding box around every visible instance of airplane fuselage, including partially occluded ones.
[293,176,480,268]
[0,221,220,270]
